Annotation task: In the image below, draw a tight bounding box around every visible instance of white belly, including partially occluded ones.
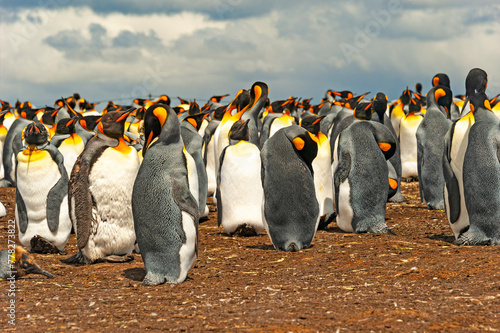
[205,136,217,196]
[184,149,200,213]
[58,137,85,176]
[176,211,197,283]
[337,178,354,233]
[82,147,140,260]
[16,150,71,251]
[219,142,265,234]
[313,139,334,219]
[399,115,422,178]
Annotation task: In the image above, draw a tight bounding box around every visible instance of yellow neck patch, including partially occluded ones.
[112,138,132,154]
[18,149,49,163]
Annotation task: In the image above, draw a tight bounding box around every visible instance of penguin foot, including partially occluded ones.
[388,192,407,203]
[0,179,13,188]
[367,226,395,235]
[98,254,135,263]
[426,201,445,210]
[402,177,418,183]
[61,252,89,265]
[317,213,337,230]
[30,235,60,254]
[454,232,491,246]
[233,224,258,237]
[286,243,300,252]
[141,272,169,286]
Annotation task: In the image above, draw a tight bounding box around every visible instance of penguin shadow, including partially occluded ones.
[322,225,347,234]
[246,244,276,251]
[123,267,146,282]
[428,233,456,244]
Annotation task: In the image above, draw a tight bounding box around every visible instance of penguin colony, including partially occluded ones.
[0,68,499,285]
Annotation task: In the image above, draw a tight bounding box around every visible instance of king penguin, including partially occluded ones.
[261,125,319,251]
[132,104,199,285]
[399,95,424,181]
[455,92,500,245]
[332,119,397,234]
[63,110,140,264]
[300,115,335,230]
[443,68,488,239]
[216,119,265,236]
[0,246,53,280]
[416,86,453,210]
[15,122,71,253]
[51,117,85,178]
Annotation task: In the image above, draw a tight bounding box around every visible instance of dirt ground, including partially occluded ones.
[0,182,498,332]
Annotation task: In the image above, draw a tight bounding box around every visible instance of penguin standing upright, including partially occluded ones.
[180,102,209,219]
[203,105,225,197]
[399,96,424,181]
[64,110,140,264]
[132,104,199,285]
[15,122,71,253]
[443,68,488,239]
[261,125,319,251]
[51,117,85,177]
[333,120,396,234]
[416,86,453,210]
[300,115,335,230]
[456,92,500,245]
[217,119,265,236]
[0,106,41,187]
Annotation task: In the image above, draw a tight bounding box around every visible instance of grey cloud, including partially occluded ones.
[112,30,162,48]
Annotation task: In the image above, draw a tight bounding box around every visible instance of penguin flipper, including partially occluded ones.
[50,134,70,148]
[15,188,29,234]
[171,178,199,256]
[442,146,461,224]
[215,147,228,227]
[46,145,69,233]
[416,136,425,203]
[68,137,111,250]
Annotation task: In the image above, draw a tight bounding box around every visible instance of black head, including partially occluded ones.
[56,117,77,135]
[469,92,492,113]
[300,115,324,135]
[19,101,33,110]
[428,86,453,117]
[96,110,131,139]
[229,119,250,141]
[209,94,230,103]
[285,127,319,172]
[408,96,422,113]
[78,115,101,132]
[372,93,388,112]
[345,92,370,110]
[177,96,190,105]
[40,107,59,126]
[213,105,226,120]
[143,104,172,156]
[22,122,50,145]
[415,83,423,95]
[156,95,171,106]
[234,89,251,111]
[354,102,373,120]
[14,247,54,279]
[465,68,488,97]
[432,73,450,88]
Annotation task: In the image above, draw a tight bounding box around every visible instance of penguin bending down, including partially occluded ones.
[15,122,72,253]
[261,125,319,251]
[416,86,452,210]
[132,104,199,285]
[455,93,500,245]
[300,115,335,230]
[217,119,265,236]
[0,246,54,280]
[63,110,140,264]
[333,121,396,234]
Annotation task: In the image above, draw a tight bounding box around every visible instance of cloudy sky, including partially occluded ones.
[1,0,499,109]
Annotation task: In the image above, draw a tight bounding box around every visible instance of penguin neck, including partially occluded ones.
[158,118,182,145]
[473,107,496,123]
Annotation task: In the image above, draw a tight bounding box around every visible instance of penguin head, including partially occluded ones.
[427,86,453,118]
[415,83,423,95]
[229,119,250,142]
[13,247,54,279]
[469,92,492,114]
[135,106,146,120]
[300,115,324,135]
[353,102,373,120]
[400,87,412,105]
[462,68,488,113]
[155,94,171,106]
[56,117,77,135]
[432,73,451,88]
[490,93,500,109]
[372,93,388,119]
[209,94,230,104]
[284,126,318,172]
[78,115,101,132]
[212,105,227,121]
[184,101,209,131]
[242,81,269,112]
[345,92,370,110]
[142,104,178,156]
[18,106,39,121]
[40,107,60,126]
[408,96,422,114]
[22,122,50,146]
[96,110,132,139]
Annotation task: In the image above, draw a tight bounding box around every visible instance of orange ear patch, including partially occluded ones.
[434,88,446,101]
[378,142,392,151]
[292,137,305,150]
[433,77,439,86]
[484,99,492,111]
[152,107,167,127]
[389,178,398,189]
